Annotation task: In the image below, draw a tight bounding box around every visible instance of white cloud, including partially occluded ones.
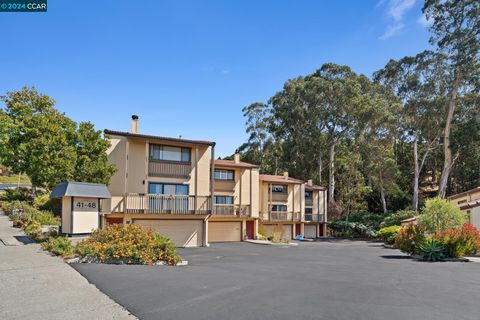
[379,0,416,40]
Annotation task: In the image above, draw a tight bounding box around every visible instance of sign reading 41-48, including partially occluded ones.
[73,197,98,212]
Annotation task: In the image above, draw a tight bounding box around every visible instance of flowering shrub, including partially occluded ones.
[377,225,401,245]
[75,224,182,265]
[394,224,426,255]
[433,223,480,258]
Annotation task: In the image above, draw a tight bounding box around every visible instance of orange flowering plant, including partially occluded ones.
[75,224,182,265]
[433,223,480,258]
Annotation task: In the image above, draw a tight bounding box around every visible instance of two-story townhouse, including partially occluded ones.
[304,180,328,238]
[209,155,260,242]
[101,116,328,247]
[103,116,215,247]
[448,186,480,230]
[259,172,306,241]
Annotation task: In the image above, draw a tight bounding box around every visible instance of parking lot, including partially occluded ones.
[72,240,480,320]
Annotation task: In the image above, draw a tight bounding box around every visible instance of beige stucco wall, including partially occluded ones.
[61,197,72,234]
[106,136,127,198]
[127,140,147,194]
[192,145,211,197]
[250,169,260,217]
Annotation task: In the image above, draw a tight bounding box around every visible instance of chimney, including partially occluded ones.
[233,153,240,164]
[283,171,289,180]
[307,179,313,186]
[131,115,138,134]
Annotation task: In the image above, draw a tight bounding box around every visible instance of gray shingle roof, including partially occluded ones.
[50,181,111,199]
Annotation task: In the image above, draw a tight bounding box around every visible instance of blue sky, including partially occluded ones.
[1,0,431,157]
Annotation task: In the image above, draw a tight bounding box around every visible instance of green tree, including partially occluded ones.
[0,87,116,191]
[423,0,480,197]
[74,122,116,184]
[0,87,77,191]
[374,51,446,212]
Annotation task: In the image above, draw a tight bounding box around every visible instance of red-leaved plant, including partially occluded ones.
[433,223,480,258]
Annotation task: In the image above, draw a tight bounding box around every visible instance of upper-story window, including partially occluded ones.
[214,169,234,181]
[271,184,288,194]
[214,196,234,205]
[305,207,313,214]
[305,191,313,198]
[271,204,287,212]
[149,144,191,163]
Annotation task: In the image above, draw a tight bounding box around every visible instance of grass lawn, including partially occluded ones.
[0,175,31,184]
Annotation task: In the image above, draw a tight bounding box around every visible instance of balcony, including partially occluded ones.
[261,211,301,222]
[212,205,250,217]
[304,214,325,223]
[148,160,191,178]
[124,193,211,214]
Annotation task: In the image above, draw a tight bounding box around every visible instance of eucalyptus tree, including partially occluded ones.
[374,51,447,212]
[423,0,480,197]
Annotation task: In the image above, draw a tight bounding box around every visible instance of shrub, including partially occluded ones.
[417,197,466,234]
[329,220,376,238]
[41,237,74,257]
[3,201,40,227]
[75,224,182,265]
[380,210,416,228]
[394,224,426,255]
[419,238,446,262]
[345,211,384,230]
[0,188,32,202]
[377,225,401,245]
[433,223,480,258]
[32,193,58,211]
[34,211,60,226]
[23,220,43,240]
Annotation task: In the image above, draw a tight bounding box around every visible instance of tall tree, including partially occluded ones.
[75,122,116,184]
[374,51,446,211]
[423,0,480,197]
[0,87,116,191]
[0,87,77,191]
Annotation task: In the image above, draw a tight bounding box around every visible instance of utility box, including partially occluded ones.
[50,182,111,236]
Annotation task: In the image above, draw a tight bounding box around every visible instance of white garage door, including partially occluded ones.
[134,219,203,247]
[263,224,293,241]
[209,221,242,242]
[304,224,317,238]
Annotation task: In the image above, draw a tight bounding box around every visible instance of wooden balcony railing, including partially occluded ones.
[212,205,250,217]
[261,211,302,222]
[125,193,211,214]
[148,160,191,178]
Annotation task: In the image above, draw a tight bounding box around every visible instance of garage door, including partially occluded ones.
[134,219,203,247]
[209,221,242,242]
[262,224,293,242]
[304,224,317,238]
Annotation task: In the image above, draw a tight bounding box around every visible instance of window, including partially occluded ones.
[214,169,234,181]
[305,207,313,214]
[271,185,287,193]
[148,183,188,195]
[271,205,287,212]
[305,191,313,198]
[149,144,191,162]
[458,199,467,205]
[214,196,234,205]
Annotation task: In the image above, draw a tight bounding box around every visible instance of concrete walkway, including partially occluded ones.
[0,213,136,320]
